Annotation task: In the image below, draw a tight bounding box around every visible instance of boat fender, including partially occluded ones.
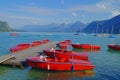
[47,64,50,70]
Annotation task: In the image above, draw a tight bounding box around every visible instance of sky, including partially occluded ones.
[0,0,120,28]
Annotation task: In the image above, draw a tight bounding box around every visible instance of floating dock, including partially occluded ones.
[0,42,57,68]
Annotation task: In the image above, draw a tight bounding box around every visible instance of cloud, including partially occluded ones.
[0,2,109,28]
[13,1,111,17]
[1,0,120,28]
[0,12,53,28]
[96,3,106,9]
[111,10,120,16]
[96,0,120,17]
[19,2,109,17]
[72,12,78,17]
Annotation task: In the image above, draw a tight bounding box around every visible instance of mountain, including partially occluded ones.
[0,21,11,32]
[20,21,86,32]
[20,23,64,32]
[84,15,120,34]
[0,20,17,32]
[17,15,120,33]
[64,21,87,32]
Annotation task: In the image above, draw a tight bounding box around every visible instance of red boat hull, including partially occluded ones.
[71,44,81,48]
[58,41,67,49]
[64,40,71,45]
[42,39,50,43]
[27,57,94,71]
[59,44,67,49]
[43,49,89,61]
[10,43,31,53]
[31,41,42,47]
[11,33,19,36]
[71,44,100,49]
[108,44,120,50]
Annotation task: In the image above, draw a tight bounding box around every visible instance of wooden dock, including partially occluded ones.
[0,42,58,68]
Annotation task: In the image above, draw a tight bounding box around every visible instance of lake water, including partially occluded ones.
[0,32,120,80]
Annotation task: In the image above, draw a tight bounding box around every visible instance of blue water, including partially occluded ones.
[0,32,120,80]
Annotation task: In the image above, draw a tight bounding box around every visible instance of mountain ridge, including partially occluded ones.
[0,20,14,32]
[83,15,120,34]
[20,15,120,34]
[1,15,120,33]
[19,21,86,32]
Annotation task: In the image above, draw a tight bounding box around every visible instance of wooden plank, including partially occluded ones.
[0,54,15,63]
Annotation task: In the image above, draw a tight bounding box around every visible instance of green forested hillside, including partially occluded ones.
[0,21,15,32]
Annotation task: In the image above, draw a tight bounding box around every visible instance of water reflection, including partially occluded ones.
[0,65,10,75]
[107,49,120,54]
[28,69,94,80]
[72,48,100,53]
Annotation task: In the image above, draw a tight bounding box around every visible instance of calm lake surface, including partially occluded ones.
[0,32,120,80]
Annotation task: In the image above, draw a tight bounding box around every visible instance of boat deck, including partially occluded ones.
[0,42,57,68]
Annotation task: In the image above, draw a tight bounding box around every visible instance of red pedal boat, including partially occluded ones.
[57,40,71,49]
[11,33,19,36]
[43,49,89,61]
[58,41,67,49]
[26,56,94,71]
[71,44,100,49]
[107,44,120,50]
[59,44,67,49]
[10,43,31,53]
[42,39,50,43]
[31,41,43,47]
[31,39,50,47]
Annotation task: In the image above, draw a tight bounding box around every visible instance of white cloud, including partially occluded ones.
[1,0,120,28]
[19,2,110,17]
[96,0,120,17]
[14,2,109,17]
[67,4,108,13]
[111,10,120,17]
[0,12,53,28]
[96,3,106,9]
[72,12,78,17]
